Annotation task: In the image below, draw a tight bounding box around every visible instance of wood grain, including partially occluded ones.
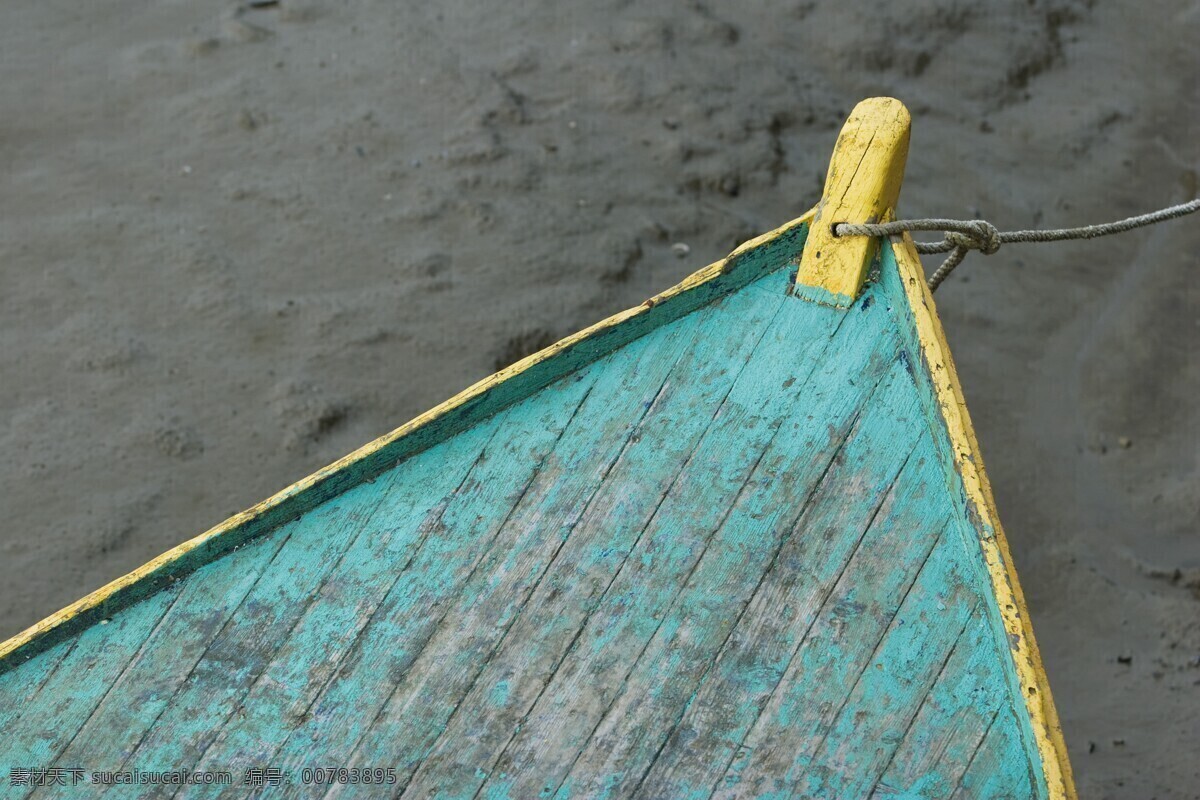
[869,613,1006,798]
[0,210,814,673]
[393,274,794,800]
[796,97,910,307]
[33,533,287,789]
[0,121,1072,796]
[880,235,1074,799]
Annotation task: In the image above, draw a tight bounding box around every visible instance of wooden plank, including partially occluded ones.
[879,235,1072,798]
[264,308,707,792]
[549,359,928,800]
[709,510,972,799]
[178,371,597,788]
[776,548,980,799]
[263,369,600,787]
[471,287,906,800]
[0,212,814,674]
[34,532,288,783]
[801,604,979,796]
[870,613,1007,799]
[395,270,804,799]
[796,97,910,307]
[952,706,1037,800]
[0,638,74,734]
[329,290,751,797]
[0,96,1073,798]
[77,408,501,793]
[636,434,950,800]
[0,111,1066,798]
[110,467,439,794]
[1,586,181,794]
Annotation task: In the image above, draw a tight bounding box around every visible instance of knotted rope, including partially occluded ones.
[833,198,1200,291]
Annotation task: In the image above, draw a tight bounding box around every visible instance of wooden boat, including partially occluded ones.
[0,98,1075,799]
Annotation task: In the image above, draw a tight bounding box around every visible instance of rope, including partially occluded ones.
[832,198,1200,291]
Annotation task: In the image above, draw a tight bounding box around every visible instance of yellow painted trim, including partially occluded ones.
[0,207,816,666]
[796,97,911,307]
[891,233,1076,800]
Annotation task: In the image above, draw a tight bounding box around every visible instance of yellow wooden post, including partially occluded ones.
[795,97,911,307]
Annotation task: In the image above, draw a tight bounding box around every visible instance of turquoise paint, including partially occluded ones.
[791,536,979,798]
[398,271,797,800]
[640,434,950,800]
[262,363,601,785]
[501,301,889,798]
[712,457,952,795]
[333,303,719,797]
[955,706,1037,799]
[2,584,182,796]
[550,360,926,800]
[48,531,288,777]
[875,614,1007,797]
[876,242,1050,798]
[113,473,447,800]
[793,281,857,309]
[0,226,1050,799]
[489,680,510,708]
[0,638,72,734]
[178,412,511,794]
[0,222,812,676]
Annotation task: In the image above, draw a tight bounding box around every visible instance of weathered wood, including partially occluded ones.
[394,273,796,800]
[0,98,1075,800]
[636,435,950,800]
[2,586,180,790]
[951,706,1037,799]
[170,409,521,790]
[456,289,892,800]
[546,362,925,800]
[0,639,72,734]
[112,475,428,797]
[869,613,1006,798]
[332,282,784,797]
[708,499,973,797]
[244,360,603,785]
[796,580,978,798]
[275,310,709,795]
[0,213,813,673]
[796,97,910,307]
[35,532,287,784]
[878,237,1073,798]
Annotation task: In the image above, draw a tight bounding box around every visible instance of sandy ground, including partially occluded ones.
[1,0,1197,796]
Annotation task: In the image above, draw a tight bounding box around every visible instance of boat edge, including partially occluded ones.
[0,208,815,675]
[887,232,1077,800]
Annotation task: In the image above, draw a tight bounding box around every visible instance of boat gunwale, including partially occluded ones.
[0,109,1076,796]
[887,232,1076,800]
[0,208,814,674]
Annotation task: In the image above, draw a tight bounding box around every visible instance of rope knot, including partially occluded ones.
[945,220,1001,254]
[826,197,1198,291]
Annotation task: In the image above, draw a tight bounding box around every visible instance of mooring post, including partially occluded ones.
[795,97,911,307]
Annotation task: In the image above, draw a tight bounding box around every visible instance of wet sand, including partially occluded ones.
[1,1,1197,796]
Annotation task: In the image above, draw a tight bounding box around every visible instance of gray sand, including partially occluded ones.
[1,1,1197,796]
